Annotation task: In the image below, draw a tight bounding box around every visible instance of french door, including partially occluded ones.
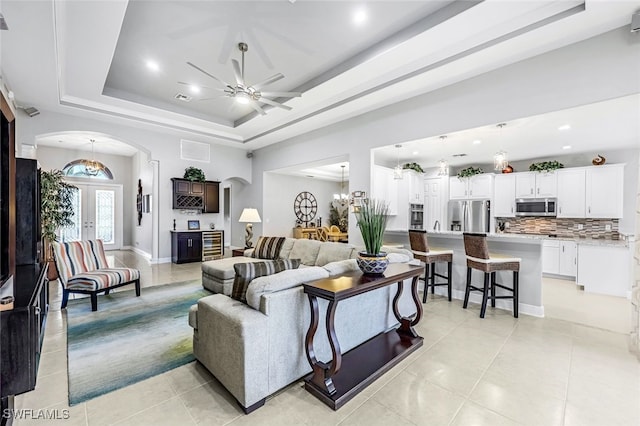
[60,183,123,250]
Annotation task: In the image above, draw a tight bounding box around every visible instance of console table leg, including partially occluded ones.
[397,276,422,338]
[305,294,337,395]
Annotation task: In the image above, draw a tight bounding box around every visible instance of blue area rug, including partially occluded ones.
[66,280,210,405]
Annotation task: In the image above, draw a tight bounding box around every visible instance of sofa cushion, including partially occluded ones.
[232,259,301,303]
[323,259,359,276]
[278,238,296,260]
[252,236,286,260]
[314,242,356,266]
[66,268,140,291]
[245,266,330,310]
[288,239,323,266]
[202,257,266,280]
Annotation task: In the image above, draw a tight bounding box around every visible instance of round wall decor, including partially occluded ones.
[293,191,317,225]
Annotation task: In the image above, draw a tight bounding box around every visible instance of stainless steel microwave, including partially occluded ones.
[515,198,556,217]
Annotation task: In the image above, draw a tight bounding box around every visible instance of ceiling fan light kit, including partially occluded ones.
[186,42,302,115]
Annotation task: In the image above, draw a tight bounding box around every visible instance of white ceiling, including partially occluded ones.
[36,132,139,157]
[0,0,638,153]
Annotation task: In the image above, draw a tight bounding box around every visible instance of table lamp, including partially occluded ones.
[239,208,261,248]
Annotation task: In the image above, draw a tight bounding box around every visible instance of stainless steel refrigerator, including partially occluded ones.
[447,200,490,233]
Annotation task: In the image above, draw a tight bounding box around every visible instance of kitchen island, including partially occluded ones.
[384,230,544,317]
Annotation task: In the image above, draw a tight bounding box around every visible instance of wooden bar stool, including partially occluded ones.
[462,233,520,318]
[408,230,453,303]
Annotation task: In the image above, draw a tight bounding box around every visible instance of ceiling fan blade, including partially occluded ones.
[257,97,292,111]
[252,73,284,91]
[249,102,266,116]
[260,91,302,98]
[186,62,230,87]
[177,81,224,91]
[231,59,244,86]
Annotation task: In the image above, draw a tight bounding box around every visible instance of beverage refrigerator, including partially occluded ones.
[447,200,490,233]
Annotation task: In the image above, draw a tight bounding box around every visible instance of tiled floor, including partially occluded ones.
[13,250,640,425]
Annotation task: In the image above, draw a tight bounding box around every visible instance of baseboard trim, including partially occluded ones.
[429,287,545,318]
[151,257,172,264]
[122,246,152,261]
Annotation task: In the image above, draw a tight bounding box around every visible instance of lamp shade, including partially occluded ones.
[239,208,261,223]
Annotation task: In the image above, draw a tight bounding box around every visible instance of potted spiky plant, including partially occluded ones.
[41,170,77,280]
[354,198,390,275]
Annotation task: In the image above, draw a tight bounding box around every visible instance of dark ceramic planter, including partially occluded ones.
[356,251,389,275]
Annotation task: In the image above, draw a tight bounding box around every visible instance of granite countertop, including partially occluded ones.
[424,230,629,247]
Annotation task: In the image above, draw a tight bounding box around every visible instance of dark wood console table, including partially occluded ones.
[303,262,424,410]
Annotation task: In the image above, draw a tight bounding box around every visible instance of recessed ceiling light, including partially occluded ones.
[146,60,160,72]
[562,145,572,150]
[558,124,571,131]
[473,140,482,145]
[189,85,200,94]
[353,8,367,25]
[412,151,419,155]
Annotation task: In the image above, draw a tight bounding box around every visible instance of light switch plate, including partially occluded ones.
[605,224,611,231]
[577,224,584,230]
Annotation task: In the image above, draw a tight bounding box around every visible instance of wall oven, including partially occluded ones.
[515,198,556,217]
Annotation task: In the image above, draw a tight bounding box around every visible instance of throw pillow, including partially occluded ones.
[232,259,301,303]
[251,236,286,260]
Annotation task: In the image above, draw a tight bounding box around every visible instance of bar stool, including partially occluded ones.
[462,233,520,318]
[408,230,453,303]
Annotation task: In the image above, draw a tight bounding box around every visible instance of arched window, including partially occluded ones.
[62,159,114,180]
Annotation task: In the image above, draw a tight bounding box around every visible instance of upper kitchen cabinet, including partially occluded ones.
[556,168,585,218]
[372,165,398,215]
[449,174,493,200]
[493,174,516,217]
[403,170,424,204]
[203,181,220,213]
[515,171,557,198]
[585,164,624,218]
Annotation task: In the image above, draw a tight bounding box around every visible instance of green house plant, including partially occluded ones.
[183,166,206,182]
[41,170,77,279]
[529,161,564,172]
[402,162,424,173]
[457,166,484,179]
[354,198,390,274]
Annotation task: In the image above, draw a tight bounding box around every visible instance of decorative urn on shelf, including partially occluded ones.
[354,199,390,275]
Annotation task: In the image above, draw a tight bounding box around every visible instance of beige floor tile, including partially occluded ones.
[372,371,465,426]
[572,323,630,349]
[86,375,176,426]
[36,349,68,378]
[113,396,197,426]
[165,361,215,395]
[469,378,565,426]
[450,401,522,426]
[338,398,416,426]
[406,351,485,396]
[178,380,243,425]
[41,330,66,354]
[14,371,69,411]
[515,315,574,337]
[12,401,87,426]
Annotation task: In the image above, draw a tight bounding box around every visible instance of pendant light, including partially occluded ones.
[494,123,508,171]
[437,136,449,176]
[393,144,403,180]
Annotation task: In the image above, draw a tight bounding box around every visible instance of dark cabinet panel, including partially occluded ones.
[203,181,220,213]
[174,180,191,195]
[15,159,41,265]
[0,264,48,398]
[171,232,202,263]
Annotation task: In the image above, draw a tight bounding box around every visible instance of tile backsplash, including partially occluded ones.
[496,217,619,239]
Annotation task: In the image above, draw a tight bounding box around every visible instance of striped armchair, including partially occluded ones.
[51,240,140,311]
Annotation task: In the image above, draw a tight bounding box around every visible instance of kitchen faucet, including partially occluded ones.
[433,220,440,231]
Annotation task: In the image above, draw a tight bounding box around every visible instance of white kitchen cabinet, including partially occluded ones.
[402,170,424,204]
[558,240,577,276]
[372,165,398,215]
[493,174,516,217]
[542,240,560,274]
[449,174,493,200]
[543,239,577,277]
[515,171,557,198]
[424,177,447,231]
[585,164,624,218]
[557,168,586,218]
[578,244,630,297]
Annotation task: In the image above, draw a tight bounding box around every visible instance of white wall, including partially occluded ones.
[35,145,134,246]
[16,110,251,261]
[244,27,640,245]
[132,150,154,256]
[263,173,342,237]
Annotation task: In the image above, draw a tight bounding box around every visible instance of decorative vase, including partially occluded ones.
[356,251,389,275]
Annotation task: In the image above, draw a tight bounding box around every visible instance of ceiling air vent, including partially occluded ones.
[452,153,468,157]
[174,93,192,102]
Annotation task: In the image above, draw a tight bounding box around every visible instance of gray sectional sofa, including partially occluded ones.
[190,237,419,413]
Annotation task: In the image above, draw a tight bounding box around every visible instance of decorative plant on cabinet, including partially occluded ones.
[354,199,390,275]
[41,169,77,279]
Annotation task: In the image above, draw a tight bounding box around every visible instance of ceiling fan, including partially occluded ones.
[185,42,302,115]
